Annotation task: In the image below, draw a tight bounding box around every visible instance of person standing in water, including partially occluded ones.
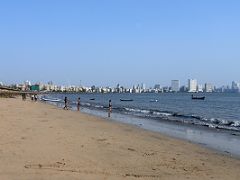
[77,97,81,111]
[108,99,112,117]
[63,96,68,110]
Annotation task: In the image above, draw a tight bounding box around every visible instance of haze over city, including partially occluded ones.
[0,0,240,87]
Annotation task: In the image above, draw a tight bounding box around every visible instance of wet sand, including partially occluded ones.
[0,97,240,180]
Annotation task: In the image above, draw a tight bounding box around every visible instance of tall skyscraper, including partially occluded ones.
[232,81,239,90]
[188,79,197,92]
[232,81,240,92]
[141,83,146,90]
[171,80,180,92]
[205,83,213,92]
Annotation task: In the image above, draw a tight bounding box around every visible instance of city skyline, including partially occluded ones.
[1,76,240,89]
[1,78,240,92]
[0,1,240,86]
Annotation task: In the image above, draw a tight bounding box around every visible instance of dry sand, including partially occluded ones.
[0,97,240,180]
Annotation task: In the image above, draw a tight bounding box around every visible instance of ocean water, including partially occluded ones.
[45,93,240,132]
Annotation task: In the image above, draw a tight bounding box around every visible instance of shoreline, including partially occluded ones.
[45,98,240,159]
[1,97,240,179]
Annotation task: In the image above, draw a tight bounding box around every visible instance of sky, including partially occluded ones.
[0,0,240,87]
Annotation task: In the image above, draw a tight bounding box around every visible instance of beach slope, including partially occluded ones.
[0,98,239,180]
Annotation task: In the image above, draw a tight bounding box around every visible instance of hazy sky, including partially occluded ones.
[0,0,239,87]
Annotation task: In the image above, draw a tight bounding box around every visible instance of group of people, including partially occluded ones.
[21,93,38,101]
[31,94,38,101]
[63,96,113,117]
[63,97,81,111]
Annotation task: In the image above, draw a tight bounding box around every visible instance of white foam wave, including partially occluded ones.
[153,112,171,116]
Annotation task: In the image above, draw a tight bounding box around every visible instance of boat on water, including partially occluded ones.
[90,98,95,101]
[41,97,62,102]
[191,95,205,100]
[150,99,158,102]
[120,99,133,102]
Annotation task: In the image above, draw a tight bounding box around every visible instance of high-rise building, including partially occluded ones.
[171,80,180,92]
[232,81,240,92]
[141,83,146,90]
[197,84,203,92]
[205,83,213,92]
[232,81,239,90]
[188,79,197,92]
[180,85,188,92]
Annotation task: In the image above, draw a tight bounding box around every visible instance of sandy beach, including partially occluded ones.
[0,97,240,180]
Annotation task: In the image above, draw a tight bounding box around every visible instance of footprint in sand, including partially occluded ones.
[143,152,156,156]
[96,138,111,145]
[25,159,66,169]
[127,148,136,152]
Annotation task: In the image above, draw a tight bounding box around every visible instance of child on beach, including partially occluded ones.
[77,97,80,111]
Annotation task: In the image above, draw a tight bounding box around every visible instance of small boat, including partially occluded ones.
[150,99,158,102]
[41,97,62,102]
[120,99,133,102]
[90,98,95,101]
[191,95,205,100]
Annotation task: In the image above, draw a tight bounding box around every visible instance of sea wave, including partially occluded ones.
[121,107,240,131]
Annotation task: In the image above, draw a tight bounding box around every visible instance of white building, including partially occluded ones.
[197,84,203,92]
[141,83,146,92]
[24,80,31,86]
[232,81,240,90]
[188,79,197,92]
[205,83,213,93]
[171,80,180,92]
[232,81,240,92]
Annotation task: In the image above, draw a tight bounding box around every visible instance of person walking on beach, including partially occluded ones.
[77,97,81,111]
[34,94,38,102]
[108,99,112,117]
[64,96,68,110]
[31,94,34,101]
